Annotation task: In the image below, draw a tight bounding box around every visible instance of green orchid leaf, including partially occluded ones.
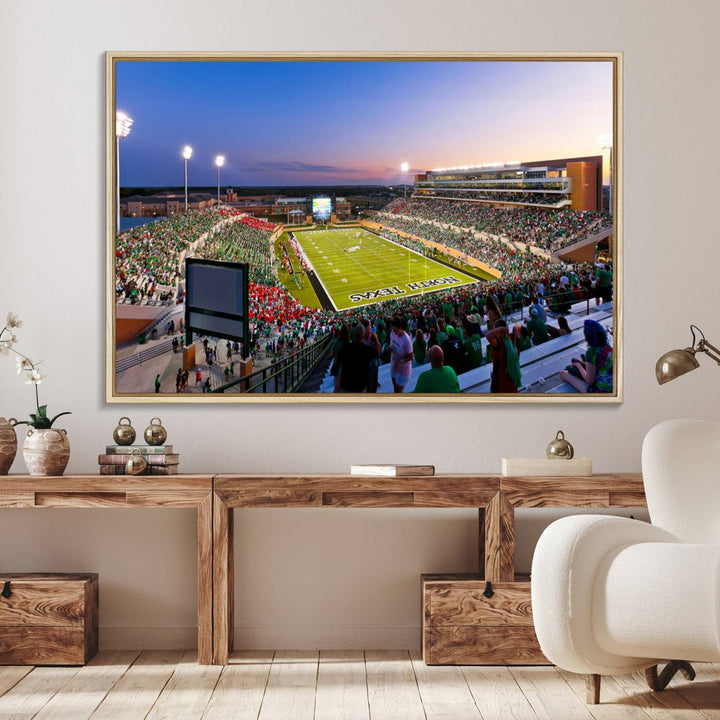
[48,411,72,427]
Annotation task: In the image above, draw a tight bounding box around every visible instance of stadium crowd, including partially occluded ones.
[116,209,223,301]
[325,269,613,394]
[382,198,611,252]
[116,206,612,394]
[196,216,277,285]
[422,190,567,206]
[116,210,280,301]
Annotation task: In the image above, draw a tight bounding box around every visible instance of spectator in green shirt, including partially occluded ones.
[526,306,550,345]
[595,264,612,305]
[435,319,447,348]
[463,314,484,369]
[413,329,427,366]
[516,325,532,352]
[413,346,460,393]
[560,319,613,393]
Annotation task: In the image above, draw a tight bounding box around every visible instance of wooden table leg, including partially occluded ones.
[213,492,234,665]
[483,492,515,582]
[478,507,486,577]
[197,493,213,665]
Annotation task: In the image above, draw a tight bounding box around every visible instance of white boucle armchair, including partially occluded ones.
[531,418,720,704]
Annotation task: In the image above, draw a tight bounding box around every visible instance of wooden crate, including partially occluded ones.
[0,573,98,665]
[422,573,548,665]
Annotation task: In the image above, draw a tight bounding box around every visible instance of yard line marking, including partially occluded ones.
[295,228,481,311]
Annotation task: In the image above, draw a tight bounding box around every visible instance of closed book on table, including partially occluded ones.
[105,445,174,455]
[99,464,126,475]
[147,465,179,475]
[350,464,435,477]
[98,464,179,475]
[98,453,179,466]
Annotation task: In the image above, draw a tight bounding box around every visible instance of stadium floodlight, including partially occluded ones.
[597,132,613,217]
[115,112,133,236]
[215,155,225,206]
[400,162,410,199]
[116,112,133,139]
[182,146,193,213]
[597,132,612,148]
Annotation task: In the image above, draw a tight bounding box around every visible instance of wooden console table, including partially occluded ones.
[1,473,647,666]
[0,475,214,665]
[212,473,645,665]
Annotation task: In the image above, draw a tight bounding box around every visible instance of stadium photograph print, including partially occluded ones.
[106,52,622,403]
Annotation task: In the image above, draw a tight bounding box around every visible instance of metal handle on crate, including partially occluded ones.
[1,581,11,599]
[483,581,494,599]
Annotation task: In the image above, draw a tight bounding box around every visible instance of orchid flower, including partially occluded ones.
[1,312,71,429]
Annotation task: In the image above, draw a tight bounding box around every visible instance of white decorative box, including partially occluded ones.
[501,457,592,476]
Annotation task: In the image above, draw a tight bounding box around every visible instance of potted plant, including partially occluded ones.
[1,312,72,476]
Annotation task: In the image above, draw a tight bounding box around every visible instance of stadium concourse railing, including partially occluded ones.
[116,338,176,373]
[213,332,333,394]
[117,297,174,308]
[511,287,600,320]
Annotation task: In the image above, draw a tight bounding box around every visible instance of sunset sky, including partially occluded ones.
[116,59,614,187]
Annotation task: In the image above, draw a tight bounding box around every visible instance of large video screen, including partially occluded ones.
[312,197,332,220]
[185,258,248,345]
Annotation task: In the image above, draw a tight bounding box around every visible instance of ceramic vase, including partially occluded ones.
[22,428,70,476]
[0,417,18,475]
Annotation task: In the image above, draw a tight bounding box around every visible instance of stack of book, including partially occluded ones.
[98,445,180,475]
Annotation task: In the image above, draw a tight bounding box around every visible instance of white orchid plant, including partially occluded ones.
[0,312,71,429]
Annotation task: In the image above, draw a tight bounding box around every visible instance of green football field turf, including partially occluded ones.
[294,228,481,311]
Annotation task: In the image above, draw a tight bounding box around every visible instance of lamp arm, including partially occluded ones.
[698,339,720,365]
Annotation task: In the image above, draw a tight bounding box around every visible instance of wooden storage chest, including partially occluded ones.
[422,573,548,665]
[0,573,98,665]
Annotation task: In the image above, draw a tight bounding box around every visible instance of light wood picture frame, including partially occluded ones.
[106,52,622,403]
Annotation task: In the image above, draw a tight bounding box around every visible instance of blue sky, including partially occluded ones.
[116,59,613,187]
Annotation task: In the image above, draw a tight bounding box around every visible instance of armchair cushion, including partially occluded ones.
[531,514,680,674]
[594,541,720,662]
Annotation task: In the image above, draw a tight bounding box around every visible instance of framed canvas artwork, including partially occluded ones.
[106,52,622,403]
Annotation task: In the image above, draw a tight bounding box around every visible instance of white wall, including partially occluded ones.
[1,0,718,650]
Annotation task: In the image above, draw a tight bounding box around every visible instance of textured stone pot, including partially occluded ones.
[0,417,18,475]
[22,428,70,476]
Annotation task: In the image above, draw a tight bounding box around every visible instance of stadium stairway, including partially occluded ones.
[317,300,613,395]
[297,344,335,392]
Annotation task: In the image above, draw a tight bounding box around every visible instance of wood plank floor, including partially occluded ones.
[0,651,717,720]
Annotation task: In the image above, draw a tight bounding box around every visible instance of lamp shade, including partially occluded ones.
[655,348,700,385]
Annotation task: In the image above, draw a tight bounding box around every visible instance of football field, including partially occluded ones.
[294,228,482,311]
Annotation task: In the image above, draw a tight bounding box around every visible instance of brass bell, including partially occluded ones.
[546,430,574,459]
[144,417,167,446]
[113,417,136,446]
[125,448,147,475]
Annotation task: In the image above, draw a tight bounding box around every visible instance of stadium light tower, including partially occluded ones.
[182,145,193,213]
[400,162,410,199]
[215,155,225,207]
[597,133,612,217]
[115,111,133,235]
